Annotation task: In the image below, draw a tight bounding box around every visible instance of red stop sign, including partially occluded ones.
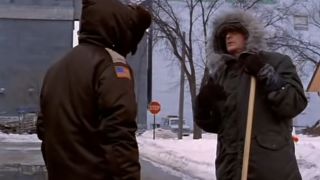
[149,101,161,114]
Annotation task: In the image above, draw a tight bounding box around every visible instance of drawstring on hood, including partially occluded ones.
[207,10,266,79]
[79,0,151,57]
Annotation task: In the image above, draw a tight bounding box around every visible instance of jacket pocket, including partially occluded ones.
[256,134,289,151]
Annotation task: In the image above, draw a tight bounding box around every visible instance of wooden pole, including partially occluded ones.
[307,63,320,92]
[153,114,156,140]
[241,76,257,180]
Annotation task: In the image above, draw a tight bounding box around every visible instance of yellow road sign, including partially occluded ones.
[307,64,320,92]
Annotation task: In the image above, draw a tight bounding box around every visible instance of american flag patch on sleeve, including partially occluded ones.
[114,66,131,80]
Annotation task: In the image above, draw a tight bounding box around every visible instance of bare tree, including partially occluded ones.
[151,0,222,139]
[151,0,320,139]
[227,0,261,10]
[234,0,320,80]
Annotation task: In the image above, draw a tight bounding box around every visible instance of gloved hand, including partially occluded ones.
[239,52,265,76]
[197,77,227,109]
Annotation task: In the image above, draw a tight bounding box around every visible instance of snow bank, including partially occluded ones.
[0,132,40,143]
[138,130,320,180]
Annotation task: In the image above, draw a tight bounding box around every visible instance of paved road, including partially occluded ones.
[141,159,182,180]
[0,142,182,180]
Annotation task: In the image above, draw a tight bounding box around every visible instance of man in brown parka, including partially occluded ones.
[36,0,151,179]
[195,10,307,180]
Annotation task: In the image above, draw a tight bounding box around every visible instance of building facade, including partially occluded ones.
[0,0,79,115]
[0,0,149,130]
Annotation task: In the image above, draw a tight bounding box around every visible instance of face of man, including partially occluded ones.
[225,31,247,56]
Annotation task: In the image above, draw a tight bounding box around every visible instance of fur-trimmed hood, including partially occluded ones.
[207,10,266,78]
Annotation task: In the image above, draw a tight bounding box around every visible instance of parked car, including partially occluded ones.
[161,115,191,136]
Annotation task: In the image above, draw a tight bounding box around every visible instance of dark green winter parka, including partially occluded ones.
[195,10,307,180]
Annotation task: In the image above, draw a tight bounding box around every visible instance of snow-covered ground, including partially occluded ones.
[1,131,319,180]
[138,129,320,180]
[0,132,40,143]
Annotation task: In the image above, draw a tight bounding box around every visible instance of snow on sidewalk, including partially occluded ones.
[1,130,320,180]
[137,129,216,180]
[137,129,320,180]
[295,135,320,180]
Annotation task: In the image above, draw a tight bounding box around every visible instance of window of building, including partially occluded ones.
[293,15,309,30]
[226,0,277,4]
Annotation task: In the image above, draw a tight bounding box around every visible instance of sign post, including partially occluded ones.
[148,101,161,140]
[307,63,320,93]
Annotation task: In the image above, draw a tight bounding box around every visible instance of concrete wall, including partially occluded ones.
[0,1,74,115]
[0,19,74,115]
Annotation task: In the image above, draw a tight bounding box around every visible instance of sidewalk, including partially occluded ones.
[0,142,46,180]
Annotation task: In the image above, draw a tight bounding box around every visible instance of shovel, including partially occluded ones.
[241,76,256,180]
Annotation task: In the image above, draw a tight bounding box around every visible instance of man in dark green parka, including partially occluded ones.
[195,10,307,180]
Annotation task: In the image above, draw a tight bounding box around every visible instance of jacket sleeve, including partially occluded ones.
[262,55,308,119]
[36,89,45,141]
[36,112,45,140]
[95,62,140,179]
[194,97,221,133]
[194,74,222,133]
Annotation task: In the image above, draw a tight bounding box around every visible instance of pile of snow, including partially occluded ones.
[140,128,179,139]
[138,130,216,179]
[0,132,40,143]
[296,135,320,180]
[138,130,320,180]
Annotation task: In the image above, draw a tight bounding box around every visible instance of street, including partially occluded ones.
[0,142,182,180]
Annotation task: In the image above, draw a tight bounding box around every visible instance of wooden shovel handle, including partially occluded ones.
[241,76,256,180]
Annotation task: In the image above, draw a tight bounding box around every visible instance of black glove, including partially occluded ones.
[239,53,265,76]
[197,78,227,109]
[240,53,287,92]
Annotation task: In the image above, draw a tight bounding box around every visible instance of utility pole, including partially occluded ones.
[178,32,186,139]
[147,0,153,104]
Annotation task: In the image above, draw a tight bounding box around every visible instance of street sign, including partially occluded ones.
[148,101,161,140]
[307,64,320,92]
[149,101,161,115]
